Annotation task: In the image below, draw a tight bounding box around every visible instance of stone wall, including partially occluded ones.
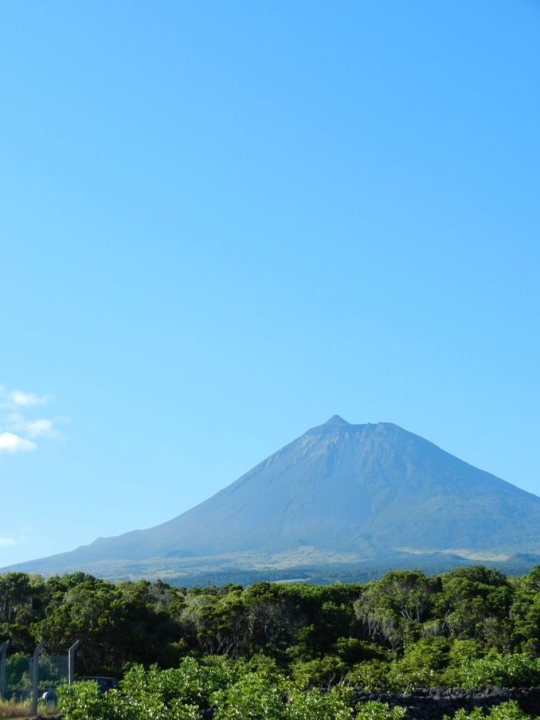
[352,686,540,718]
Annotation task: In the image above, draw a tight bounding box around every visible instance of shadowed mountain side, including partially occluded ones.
[5,416,540,578]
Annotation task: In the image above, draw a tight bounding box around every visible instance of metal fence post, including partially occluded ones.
[31,642,44,716]
[68,641,80,685]
[0,640,10,700]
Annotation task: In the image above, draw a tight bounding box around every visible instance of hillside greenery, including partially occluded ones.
[2,566,540,716]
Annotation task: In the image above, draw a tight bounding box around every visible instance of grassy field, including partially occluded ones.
[0,702,30,719]
[0,700,56,719]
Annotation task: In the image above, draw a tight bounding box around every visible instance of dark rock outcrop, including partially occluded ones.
[352,686,540,718]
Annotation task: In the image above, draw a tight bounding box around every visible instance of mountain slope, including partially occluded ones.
[6,416,540,577]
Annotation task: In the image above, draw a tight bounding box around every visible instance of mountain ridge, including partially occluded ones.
[4,417,540,581]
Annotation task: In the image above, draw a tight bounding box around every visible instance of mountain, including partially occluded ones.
[5,416,540,581]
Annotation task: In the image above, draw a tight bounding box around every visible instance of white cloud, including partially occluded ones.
[7,414,56,438]
[26,419,55,437]
[0,386,62,454]
[0,537,15,547]
[9,390,49,407]
[0,432,37,453]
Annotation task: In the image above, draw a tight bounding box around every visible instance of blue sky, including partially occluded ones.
[1,1,539,566]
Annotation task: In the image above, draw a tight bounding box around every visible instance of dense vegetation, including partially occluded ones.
[56,670,531,719]
[2,565,540,717]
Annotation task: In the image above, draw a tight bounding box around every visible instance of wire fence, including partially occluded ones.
[4,652,31,703]
[1,645,73,713]
[5,653,66,694]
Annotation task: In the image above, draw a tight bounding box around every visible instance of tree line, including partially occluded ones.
[0,564,540,686]
[4,565,540,717]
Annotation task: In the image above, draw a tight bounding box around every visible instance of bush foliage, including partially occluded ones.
[3,566,540,716]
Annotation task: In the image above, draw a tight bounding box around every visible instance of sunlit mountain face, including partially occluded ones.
[6,416,540,582]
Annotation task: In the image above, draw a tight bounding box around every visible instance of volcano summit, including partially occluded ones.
[6,417,540,581]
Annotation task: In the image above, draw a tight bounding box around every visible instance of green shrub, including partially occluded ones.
[446,700,531,718]
[57,681,111,720]
[211,673,284,719]
[355,701,406,719]
[485,701,531,719]
[386,637,452,690]
[286,686,354,719]
[291,656,348,690]
[347,660,391,692]
[335,638,386,664]
[108,660,231,718]
[456,654,540,689]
